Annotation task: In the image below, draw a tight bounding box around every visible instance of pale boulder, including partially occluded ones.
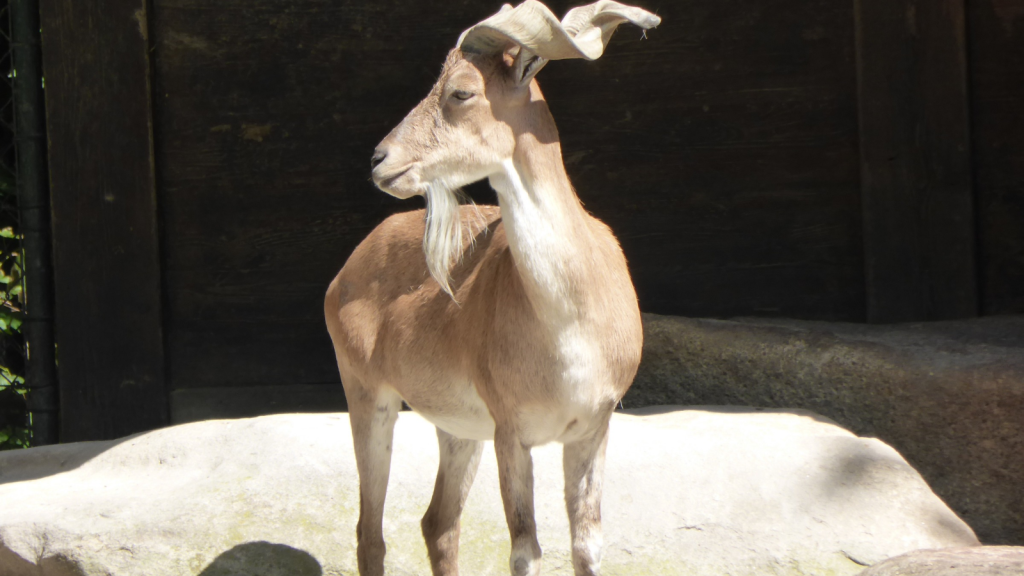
[0,408,978,575]
[631,313,1024,544]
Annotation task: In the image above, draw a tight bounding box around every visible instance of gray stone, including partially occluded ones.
[0,408,977,575]
[856,546,1024,575]
[629,313,1024,544]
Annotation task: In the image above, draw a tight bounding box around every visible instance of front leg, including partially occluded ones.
[422,428,485,575]
[563,417,611,576]
[494,425,542,576]
[346,384,402,576]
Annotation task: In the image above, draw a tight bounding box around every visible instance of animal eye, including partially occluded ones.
[451,90,474,102]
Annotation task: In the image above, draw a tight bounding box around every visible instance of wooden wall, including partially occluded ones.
[855,0,975,322]
[41,0,167,441]
[39,0,1022,438]
[149,0,866,421]
[968,0,1024,315]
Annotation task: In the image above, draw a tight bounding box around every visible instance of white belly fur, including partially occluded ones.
[410,381,496,442]
[415,401,605,447]
[410,322,610,446]
[411,351,608,447]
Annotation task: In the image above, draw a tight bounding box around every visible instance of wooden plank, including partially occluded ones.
[967,0,1024,315]
[854,0,977,322]
[168,319,338,388]
[151,0,863,391]
[41,0,167,440]
[170,384,347,424]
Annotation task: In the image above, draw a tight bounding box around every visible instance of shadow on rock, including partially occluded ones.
[198,542,322,576]
[0,436,137,485]
[0,548,87,576]
[621,404,844,428]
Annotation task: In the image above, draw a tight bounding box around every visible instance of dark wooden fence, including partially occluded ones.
[39,0,1023,441]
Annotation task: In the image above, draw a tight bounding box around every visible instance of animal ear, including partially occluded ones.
[511,47,548,86]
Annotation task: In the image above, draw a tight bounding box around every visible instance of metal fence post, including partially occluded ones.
[11,0,57,445]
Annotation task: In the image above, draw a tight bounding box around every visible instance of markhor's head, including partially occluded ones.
[369,0,661,295]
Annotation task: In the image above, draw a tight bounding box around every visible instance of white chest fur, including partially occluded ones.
[492,159,586,322]
[487,160,611,445]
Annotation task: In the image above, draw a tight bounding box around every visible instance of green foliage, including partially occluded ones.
[0,17,29,450]
[0,308,23,332]
[0,249,22,301]
[0,263,29,451]
[0,161,29,451]
[0,348,29,451]
[0,427,30,448]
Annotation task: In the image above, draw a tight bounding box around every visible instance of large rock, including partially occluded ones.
[855,546,1024,575]
[0,408,976,575]
[629,313,1024,545]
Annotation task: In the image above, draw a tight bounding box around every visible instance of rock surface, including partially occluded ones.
[856,546,1024,575]
[0,408,978,576]
[629,313,1024,545]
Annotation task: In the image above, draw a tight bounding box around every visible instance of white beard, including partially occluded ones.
[423,182,474,299]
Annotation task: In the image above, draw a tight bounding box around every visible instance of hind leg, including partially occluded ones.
[422,428,485,575]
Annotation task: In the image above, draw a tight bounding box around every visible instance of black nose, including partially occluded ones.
[370,149,387,169]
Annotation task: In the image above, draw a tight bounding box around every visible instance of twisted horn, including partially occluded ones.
[457,0,661,61]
